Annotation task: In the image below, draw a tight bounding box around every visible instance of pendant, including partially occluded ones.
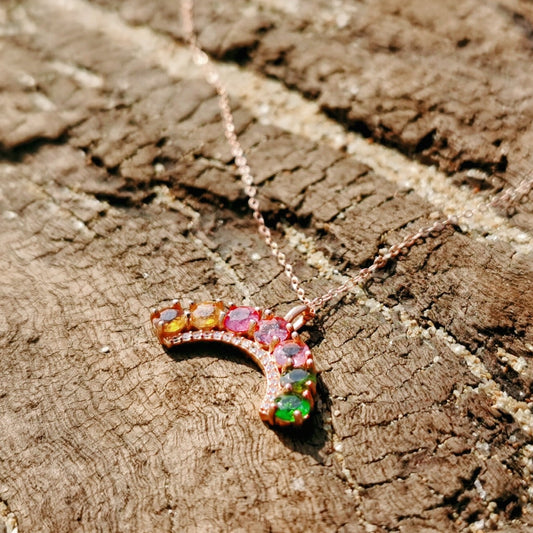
[150,301,317,427]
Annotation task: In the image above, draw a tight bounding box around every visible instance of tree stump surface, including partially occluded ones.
[1,0,533,532]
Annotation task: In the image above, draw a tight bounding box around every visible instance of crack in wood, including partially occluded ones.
[0,499,18,533]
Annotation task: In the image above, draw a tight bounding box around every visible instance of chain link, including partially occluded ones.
[180,0,532,315]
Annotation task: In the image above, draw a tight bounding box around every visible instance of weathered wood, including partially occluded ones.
[1,0,532,532]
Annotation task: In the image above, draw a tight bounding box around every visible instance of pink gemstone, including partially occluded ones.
[254,318,289,346]
[273,340,309,368]
[223,306,260,334]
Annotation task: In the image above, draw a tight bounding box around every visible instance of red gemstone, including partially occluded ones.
[273,340,310,368]
[254,318,289,346]
[223,306,260,334]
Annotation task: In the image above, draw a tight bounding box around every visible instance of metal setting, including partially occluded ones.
[151,301,318,427]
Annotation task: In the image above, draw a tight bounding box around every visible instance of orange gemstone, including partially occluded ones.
[151,302,188,341]
[190,301,225,330]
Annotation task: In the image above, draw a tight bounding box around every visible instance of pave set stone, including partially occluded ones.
[151,301,317,427]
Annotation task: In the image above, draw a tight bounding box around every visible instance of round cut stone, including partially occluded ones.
[273,340,309,369]
[274,394,311,423]
[254,318,289,346]
[223,306,260,334]
[280,368,316,393]
[151,303,188,339]
[190,301,224,330]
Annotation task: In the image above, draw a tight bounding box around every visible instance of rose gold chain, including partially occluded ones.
[180,0,532,315]
[181,0,310,306]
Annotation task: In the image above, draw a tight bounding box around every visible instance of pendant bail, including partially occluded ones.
[284,304,315,331]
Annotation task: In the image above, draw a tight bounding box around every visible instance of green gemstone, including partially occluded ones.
[274,394,311,422]
[280,368,316,393]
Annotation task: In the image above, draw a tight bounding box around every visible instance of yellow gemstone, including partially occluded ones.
[151,303,188,342]
[161,312,188,334]
[190,301,224,330]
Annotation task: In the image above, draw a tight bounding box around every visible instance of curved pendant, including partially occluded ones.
[150,301,317,427]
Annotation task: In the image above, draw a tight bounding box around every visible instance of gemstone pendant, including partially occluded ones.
[150,301,317,427]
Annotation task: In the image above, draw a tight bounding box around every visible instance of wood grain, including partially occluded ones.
[1,0,532,531]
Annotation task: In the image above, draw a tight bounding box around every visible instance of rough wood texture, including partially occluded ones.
[1,0,532,532]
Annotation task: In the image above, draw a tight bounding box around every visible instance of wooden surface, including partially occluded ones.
[1,0,533,531]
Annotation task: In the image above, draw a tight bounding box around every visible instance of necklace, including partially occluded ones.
[150,0,533,428]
